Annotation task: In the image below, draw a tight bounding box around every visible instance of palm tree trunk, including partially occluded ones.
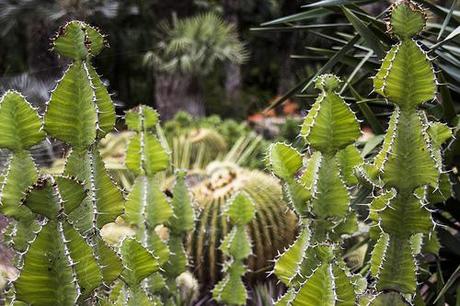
[155,72,205,120]
[223,0,242,104]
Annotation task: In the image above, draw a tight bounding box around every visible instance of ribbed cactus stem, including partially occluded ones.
[43,20,123,286]
[123,105,172,290]
[0,91,45,252]
[212,193,255,305]
[362,1,452,303]
[268,74,365,305]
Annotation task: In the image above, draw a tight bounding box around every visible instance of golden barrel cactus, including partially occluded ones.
[187,161,298,287]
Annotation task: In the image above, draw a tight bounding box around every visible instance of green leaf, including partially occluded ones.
[370,232,389,277]
[120,237,159,287]
[333,265,357,306]
[146,231,170,266]
[261,8,330,26]
[63,222,103,297]
[379,193,433,238]
[0,91,45,151]
[24,176,86,219]
[342,7,385,58]
[45,62,97,148]
[274,227,310,285]
[95,237,123,285]
[268,143,303,181]
[428,122,452,148]
[168,171,195,234]
[368,189,396,222]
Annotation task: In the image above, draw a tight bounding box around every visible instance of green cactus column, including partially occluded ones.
[13,176,105,305]
[0,91,45,251]
[44,21,123,285]
[268,74,365,305]
[123,105,195,300]
[212,193,255,306]
[362,1,452,303]
[124,106,172,264]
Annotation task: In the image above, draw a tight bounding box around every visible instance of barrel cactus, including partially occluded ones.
[188,161,298,286]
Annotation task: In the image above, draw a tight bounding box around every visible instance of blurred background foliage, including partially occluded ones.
[2,0,460,304]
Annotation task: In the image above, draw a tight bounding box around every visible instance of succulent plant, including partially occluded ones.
[212,193,255,305]
[359,1,452,303]
[0,91,45,252]
[43,20,124,286]
[188,161,298,287]
[267,74,365,305]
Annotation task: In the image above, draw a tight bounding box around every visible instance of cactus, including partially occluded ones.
[44,20,123,285]
[123,105,196,303]
[99,237,161,306]
[14,175,105,305]
[165,171,195,286]
[188,161,298,286]
[123,106,171,267]
[361,0,452,302]
[212,193,255,305]
[267,74,365,305]
[0,91,45,252]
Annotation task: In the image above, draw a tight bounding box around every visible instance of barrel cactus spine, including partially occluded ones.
[43,20,123,285]
[268,74,365,305]
[361,1,452,303]
[188,162,298,287]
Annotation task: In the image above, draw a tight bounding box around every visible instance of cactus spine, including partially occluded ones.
[212,192,255,305]
[123,105,195,302]
[188,162,298,286]
[362,1,452,303]
[124,106,172,267]
[44,21,123,284]
[268,74,365,305]
[0,91,45,252]
[14,176,105,305]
